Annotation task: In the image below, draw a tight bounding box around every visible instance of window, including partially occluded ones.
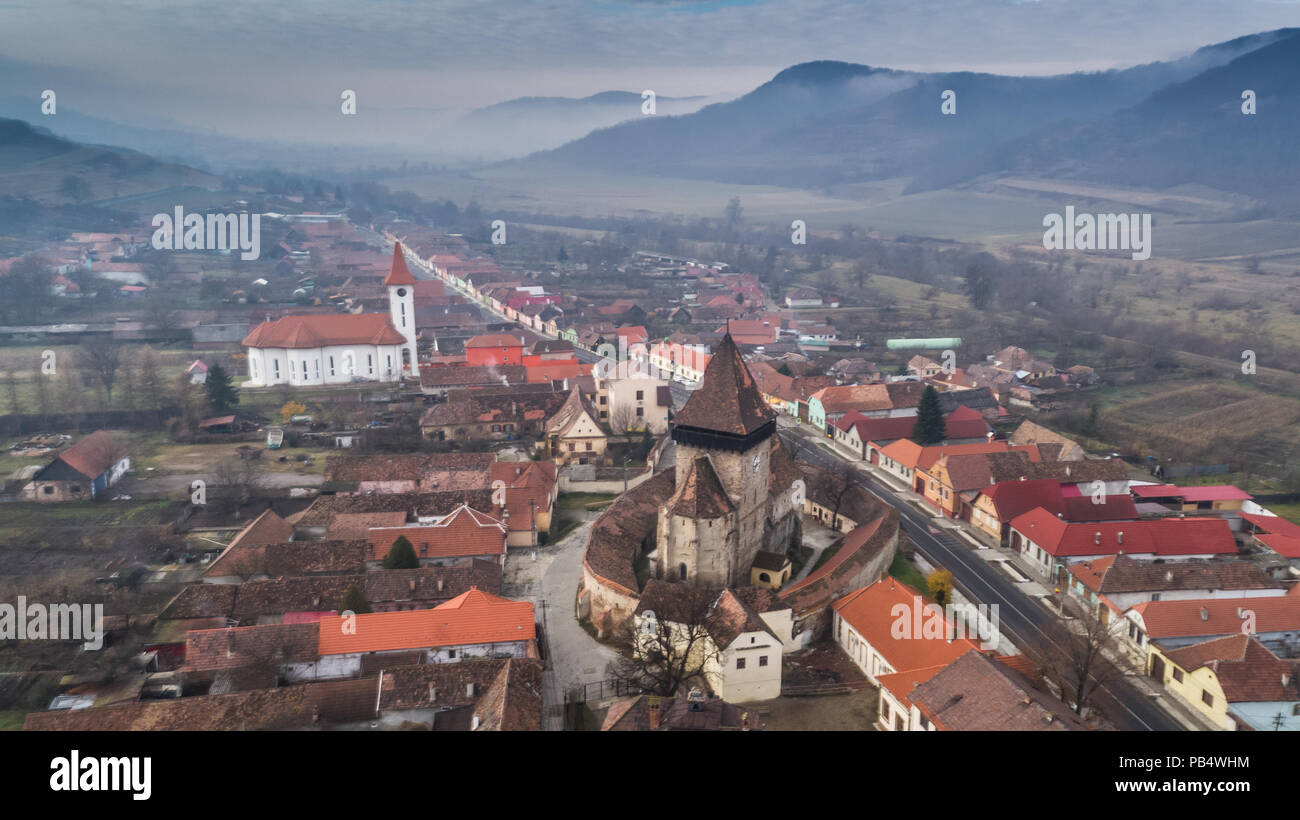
[585,442,593,451]
[636,407,644,418]
[1201,690,1214,707]
[736,657,746,670]
[636,390,644,401]
[367,354,374,375]
[447,649,456,659]
[70,485,81,493]
[302,360,308,379]
[567,443,575,452]
[1172,668,1184,683]
[386,354,393,373]
[273,359,280,379]
[329,356,335,376]
[679,563,687,580]
[1151,593,1161,601]
[759,656,768,667]
[43,485,54,494]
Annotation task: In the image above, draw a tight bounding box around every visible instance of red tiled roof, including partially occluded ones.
[243,313,406,349]
[385,243,416,286]
[1160,635,1300,703]
[316,588,534,655]
[1131,484,1253,502]
[831,578,980,674]
[48,430,126,480]
[1010,507,1236,558]
[228,509,294,550]
[367,505,506,562]
[1131,596,1300,639]
[465,333,525,349]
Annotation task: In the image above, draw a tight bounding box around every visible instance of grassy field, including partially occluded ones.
[889,551,929,592]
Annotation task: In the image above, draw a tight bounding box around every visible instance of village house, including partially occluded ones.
[970,478,1138,546]
[184,589,537,683]
[1123,596,1300,663]
[23,430,129,502]
[366,505,508,568]
[1130,484,1253,514]
[831,578,979,687]
[1065,555,1288,625]
[418,390,567,441]
[1146,635,1300,731]
[834,405,991,462]
[1009,509,1237,584]
[906,650,1086,731]
[542,386,607,465]
[26,658,542,731]
[633,581,795,703]
[1239,512,1300,576]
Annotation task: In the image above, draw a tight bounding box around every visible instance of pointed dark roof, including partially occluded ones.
[385,243,416,286]
[673,333,775,437]
[669,456,735,519]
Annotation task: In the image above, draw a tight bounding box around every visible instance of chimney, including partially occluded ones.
[437,578,444,592]
[1094,532,1101,546]
[648,699,662,730]
[1237,607,1245,618]
[1200,607,1210,621]
[466,683,475,697]
[1117,531,1124,545]
[409,579,416,593]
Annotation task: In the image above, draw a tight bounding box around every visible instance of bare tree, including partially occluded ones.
[80,339,123,405]
[139,347,164,411]
[608,402,637,435]
[145,291,183,333]
[811,459,858,531]
[608,585,722,697]
[1035,596,1130,718]
[212,457,266,515]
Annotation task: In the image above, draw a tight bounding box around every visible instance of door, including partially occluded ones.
[1149,654,1165,681]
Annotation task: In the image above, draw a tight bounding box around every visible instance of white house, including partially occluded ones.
[241,244,419,387]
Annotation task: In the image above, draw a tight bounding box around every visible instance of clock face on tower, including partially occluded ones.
[752,454,761,473]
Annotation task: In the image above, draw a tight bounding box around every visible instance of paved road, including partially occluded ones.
[779,426,1183,731]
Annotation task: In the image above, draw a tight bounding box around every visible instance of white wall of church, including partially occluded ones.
[245,343,406,387]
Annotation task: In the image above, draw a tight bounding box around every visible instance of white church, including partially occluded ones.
[241,243,418,387]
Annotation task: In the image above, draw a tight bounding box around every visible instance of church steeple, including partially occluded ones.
[671,333,775,452]
[386,243,417,376]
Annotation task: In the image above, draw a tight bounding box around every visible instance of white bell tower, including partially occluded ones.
[385,242,418,377]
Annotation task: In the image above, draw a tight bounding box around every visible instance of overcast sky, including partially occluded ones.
[3,0,1299,142]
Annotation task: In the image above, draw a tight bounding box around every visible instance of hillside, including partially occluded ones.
[0,117,221,205]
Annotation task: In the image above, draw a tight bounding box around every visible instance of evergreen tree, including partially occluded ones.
[383,535,420,570]
[912,384,947,445]
[338,584,372,615]
[205,362,240,413]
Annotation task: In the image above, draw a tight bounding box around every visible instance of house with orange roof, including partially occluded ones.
[242,243,418,386]
[831,577,982,686]
[1123,596,1300,662]
[366,505,508,567]
[22,430,129,502]
[465,332,526,367]
[186,589,536,682]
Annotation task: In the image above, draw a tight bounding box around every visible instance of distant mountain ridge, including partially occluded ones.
[518,28,1300,208]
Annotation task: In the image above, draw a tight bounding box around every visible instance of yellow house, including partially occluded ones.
[543,386,607,465]
[1147,634,1300,731]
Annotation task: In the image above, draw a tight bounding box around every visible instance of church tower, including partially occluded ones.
[660,333,777,587]
[385,243,418,378]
